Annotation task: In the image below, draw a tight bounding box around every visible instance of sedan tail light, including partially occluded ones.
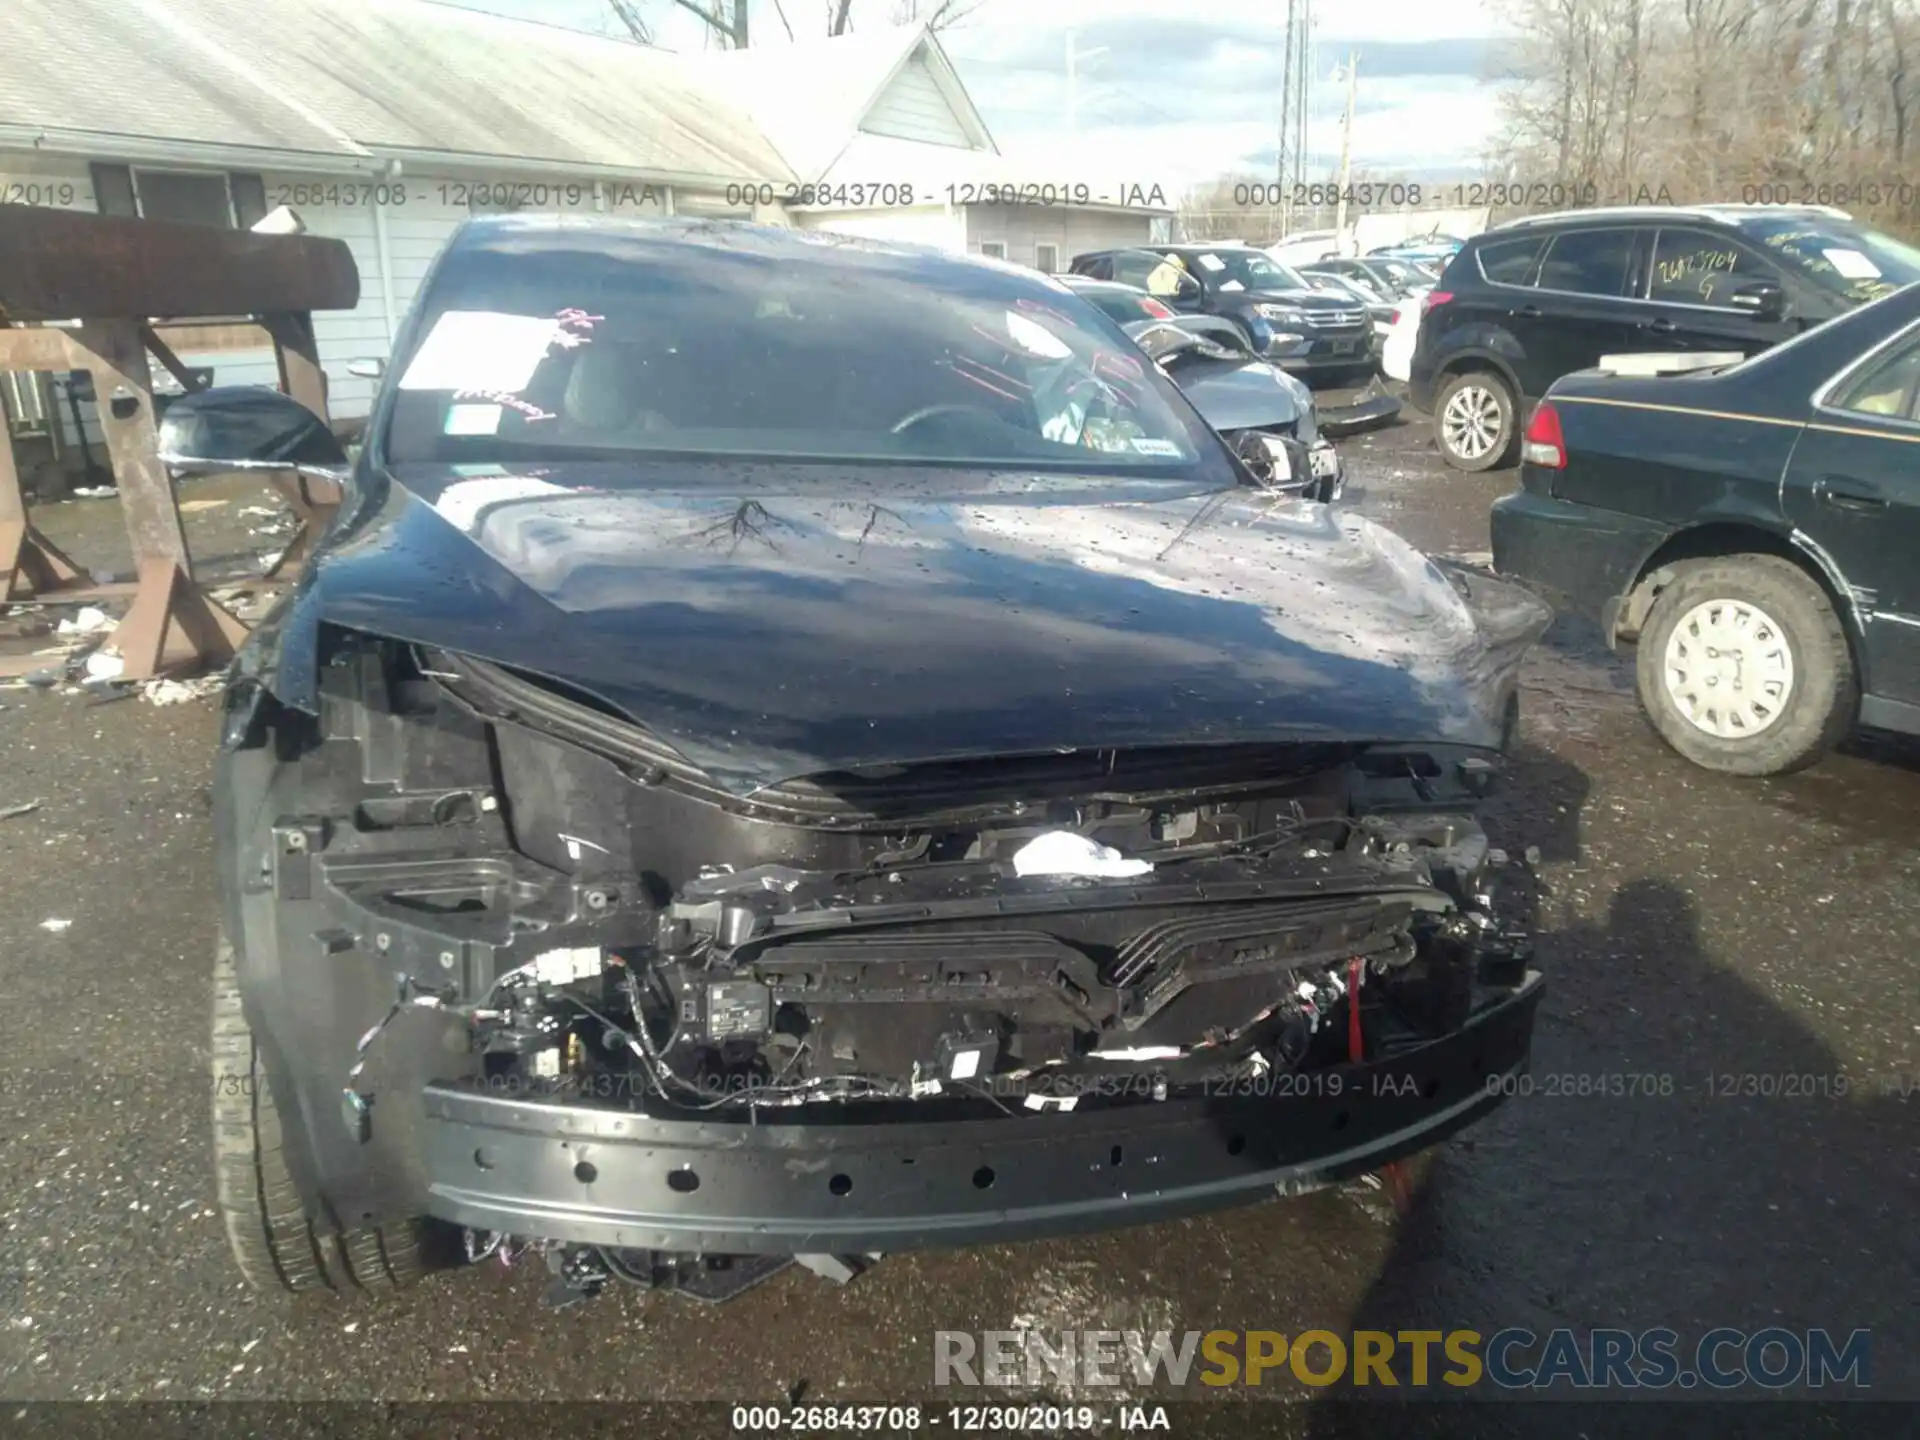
[1420,290,1453,315]
[1140,297,1175,319]
[1522,402,1567,469]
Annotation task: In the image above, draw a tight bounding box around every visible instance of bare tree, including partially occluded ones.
[606,0,654,42]
[604,0,749,47]
[1485,0,1920,234]
[888,0,990,27]
[1882,0,1915,159]
[679,0,750,47]
[604,0,985,46]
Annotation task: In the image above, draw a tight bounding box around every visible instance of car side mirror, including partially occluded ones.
[1728,281,1784,322]
[1234,430,1315,498]
[156,385,350,478]
[346,357,386,379]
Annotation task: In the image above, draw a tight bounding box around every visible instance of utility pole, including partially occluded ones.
[1333,50,1359,251]
[1294,0,1311,210]
[1277,0,1297,239]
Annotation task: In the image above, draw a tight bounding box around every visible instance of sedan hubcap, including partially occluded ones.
[1441,385,1503,459]
[1662,598,1795,739]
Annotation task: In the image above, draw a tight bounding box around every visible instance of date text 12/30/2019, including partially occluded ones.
[722,182,1171,210]
[1228,181,1603,210]
[729,1404,1173,1432]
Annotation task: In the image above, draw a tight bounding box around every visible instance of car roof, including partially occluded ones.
[1489,203,1854,234]
[1057,275,1143,294]
[450,213,1058,283]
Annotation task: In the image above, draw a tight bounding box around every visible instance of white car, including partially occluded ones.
[1381,292,1427,383]
[1265,232,1342,266]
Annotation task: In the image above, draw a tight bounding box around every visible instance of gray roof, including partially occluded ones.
[3,0,358,157]
[0,0,796,184]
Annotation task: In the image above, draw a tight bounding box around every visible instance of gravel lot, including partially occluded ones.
[2,407,1916,1432]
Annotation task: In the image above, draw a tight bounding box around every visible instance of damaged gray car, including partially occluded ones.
[178,217,1549,1304]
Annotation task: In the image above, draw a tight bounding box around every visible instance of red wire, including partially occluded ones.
[1346,957,1364,1063]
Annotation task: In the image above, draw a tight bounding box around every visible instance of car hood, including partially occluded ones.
[247,461,1550,794]
[1154,356,1313,433]
[1241,289,1354,311]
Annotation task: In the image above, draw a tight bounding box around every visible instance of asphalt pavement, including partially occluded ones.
[2,411,1917,1428]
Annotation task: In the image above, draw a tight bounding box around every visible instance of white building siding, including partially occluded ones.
[859,56,972,148]
[963,206,1156,269]
[0,157,96,443]
[0,153,96,211]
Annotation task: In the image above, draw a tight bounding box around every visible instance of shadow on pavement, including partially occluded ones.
[1298,739,1918,1438]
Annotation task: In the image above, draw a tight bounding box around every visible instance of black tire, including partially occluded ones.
[212,932,426,1294]
[1432,368,1518,471]
[1633,555,1857,776]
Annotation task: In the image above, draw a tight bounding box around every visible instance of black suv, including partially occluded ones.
[1411,206,1920,470]
[1070,245,1373,377]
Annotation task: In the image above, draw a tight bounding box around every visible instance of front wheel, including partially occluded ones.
[1633,555,1857,776]
[1433,370,1517,471]
[211,932,428,1293]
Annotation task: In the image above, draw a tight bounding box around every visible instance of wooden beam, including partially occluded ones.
[0,326,79,374]
[261,311,330,422]
[111,556,249,679]
[0,204,359,321]
[262,470,342,579]
[140,324,209,393]
[65,318,192,573]
[0,418,88,602]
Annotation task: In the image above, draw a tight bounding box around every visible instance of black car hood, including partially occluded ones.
[248,461,1549,794]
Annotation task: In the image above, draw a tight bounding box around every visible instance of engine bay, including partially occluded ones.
[266,637,1533,1127]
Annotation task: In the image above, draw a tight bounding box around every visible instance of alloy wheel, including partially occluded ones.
[1440,384,1504,461]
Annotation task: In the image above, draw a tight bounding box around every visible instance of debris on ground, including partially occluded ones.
[143,676,225,706]
[179,498,230,513]
[70,485,117,499]
[57,606,115,635]
[0,800,42,820]
[38,918,72,933]
[82,651,126,681]
[206,584,283,623]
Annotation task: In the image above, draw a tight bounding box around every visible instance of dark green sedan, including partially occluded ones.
[1492,278,1920,775]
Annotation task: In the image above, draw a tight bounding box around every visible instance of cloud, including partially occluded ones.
[461,0,1509,190]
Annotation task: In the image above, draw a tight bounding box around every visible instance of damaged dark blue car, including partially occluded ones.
[177,218,1549,1304]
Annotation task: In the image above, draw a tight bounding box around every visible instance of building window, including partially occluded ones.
[92,163,259,228]
[1035,243,1059,273]
[978,241,1007,259]
[133,169,237,228]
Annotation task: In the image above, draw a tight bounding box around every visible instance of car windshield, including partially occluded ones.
[1187,250,1308,292]
[382,221,1213,471]
[1081,287,1165,325]
[1310,273,1374,301]
[1741,217,1920,304]
[1372,260,1426,290]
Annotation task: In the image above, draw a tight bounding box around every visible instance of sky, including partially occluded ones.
[464,0,1511,195]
